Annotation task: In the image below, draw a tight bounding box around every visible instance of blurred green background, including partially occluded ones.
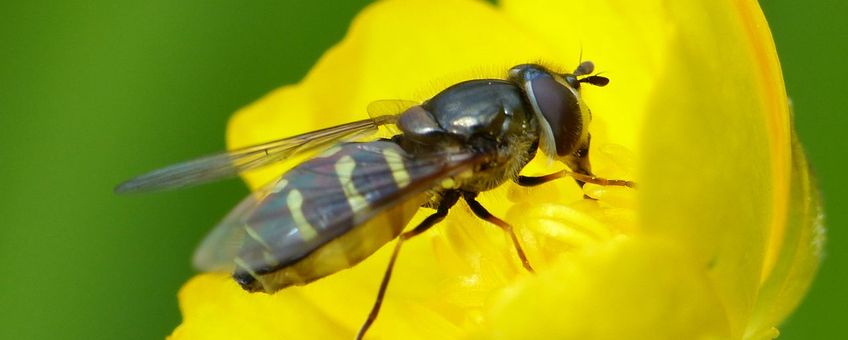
[0,1,844,339]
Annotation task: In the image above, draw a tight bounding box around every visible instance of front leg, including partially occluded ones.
[515,170,635,188]
[517,134,635,189]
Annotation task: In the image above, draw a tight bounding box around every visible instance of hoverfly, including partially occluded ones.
[116,61,634,339]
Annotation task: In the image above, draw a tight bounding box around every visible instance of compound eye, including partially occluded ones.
[529,75,583,156]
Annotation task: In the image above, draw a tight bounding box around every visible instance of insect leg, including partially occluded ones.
[462,192,534,273]
[356,190,461,340]
[515,170,635,188]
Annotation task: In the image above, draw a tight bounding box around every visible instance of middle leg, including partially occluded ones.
[462,191,534,273]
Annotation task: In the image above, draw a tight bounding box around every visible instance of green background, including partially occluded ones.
[0,1,844,339]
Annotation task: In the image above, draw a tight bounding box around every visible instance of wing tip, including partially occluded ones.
[113,181,138,195]
[113,177,168,194]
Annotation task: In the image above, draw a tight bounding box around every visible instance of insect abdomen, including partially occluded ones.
[232,141,430,293]
[239,198,421,292]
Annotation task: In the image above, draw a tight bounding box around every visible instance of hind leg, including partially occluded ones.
[356,191,460,340]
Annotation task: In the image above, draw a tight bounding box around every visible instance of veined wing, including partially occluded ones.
[192,141,482,285]
[115,115,398,193]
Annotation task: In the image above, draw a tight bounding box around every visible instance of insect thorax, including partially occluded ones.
[396,79,541,204]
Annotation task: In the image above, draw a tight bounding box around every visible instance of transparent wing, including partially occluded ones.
[115,115,397,193]
[192,140,483,273]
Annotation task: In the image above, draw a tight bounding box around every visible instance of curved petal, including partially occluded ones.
[472,238,730,340]
[502,0,806,337]
[635,1,793,338]
[170,274,349,339]
[746,130,824,339]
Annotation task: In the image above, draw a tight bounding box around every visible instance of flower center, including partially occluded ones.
[419,138,637,328]
[512,141,637,268]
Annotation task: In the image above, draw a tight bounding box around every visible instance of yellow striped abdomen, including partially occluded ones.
[246,196,421,292]
[229,141,443,293]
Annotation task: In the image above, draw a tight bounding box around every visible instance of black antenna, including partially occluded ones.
[578,75,609,87]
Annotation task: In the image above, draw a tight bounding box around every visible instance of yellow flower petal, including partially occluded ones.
[636,2,793,338]
[746,131,824,339]
[474,237,730,340]
[171,274,349,339]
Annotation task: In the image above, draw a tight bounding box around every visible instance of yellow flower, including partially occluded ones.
[169,0,823,339]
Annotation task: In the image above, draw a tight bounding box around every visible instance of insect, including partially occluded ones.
[116,61,634,339]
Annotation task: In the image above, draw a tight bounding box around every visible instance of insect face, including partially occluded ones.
[509,62,609,176]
